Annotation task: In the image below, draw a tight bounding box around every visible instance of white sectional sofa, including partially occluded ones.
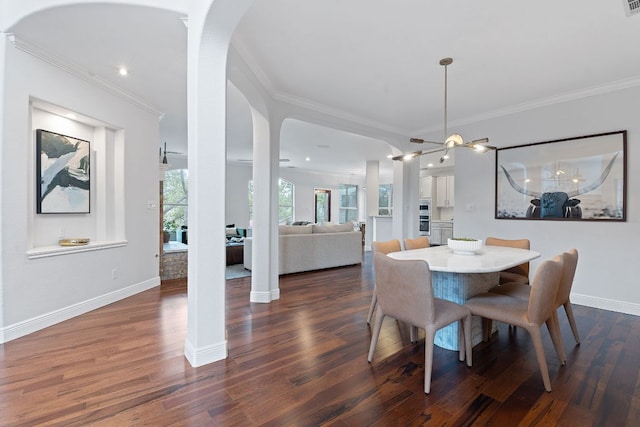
[243,223,363,274]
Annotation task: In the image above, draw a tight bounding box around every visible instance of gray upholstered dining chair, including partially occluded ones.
[464,256,564,392]
[490,249,580,347]
[366,239,402,324]
[485,237,531,285]
[368,252,472,394]
[404,236,430,250]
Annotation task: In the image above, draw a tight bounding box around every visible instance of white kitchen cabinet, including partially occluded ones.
[431,223,442,245]
[441,225,454,242]
[430,221,453,245]
[436,175,455,207]
[419,176,433,199]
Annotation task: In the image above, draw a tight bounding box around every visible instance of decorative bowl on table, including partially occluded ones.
[59,238,90,246]
[447,238,482,255]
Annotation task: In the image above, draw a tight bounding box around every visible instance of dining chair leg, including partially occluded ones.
[410,325,419,343]
[396,321,417,342]
[463,314,472,367]
[563,301,581,344]
[546,311,567,365]
[457,320,465,362]
[423,327,436,394]
[528,326,553,392]
[367,309,385,362]
[482,318,493,342]
[366,289,377,324]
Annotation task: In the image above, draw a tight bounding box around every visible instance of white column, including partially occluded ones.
[366,161,379,217]
[0,32,6,336]
[392,158,419,240]
[249,110,282,302]
[365,160,380,249]
[184,0,254,367]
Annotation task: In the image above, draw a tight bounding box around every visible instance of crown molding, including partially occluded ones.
[229,40,408,139]
[271,90,410,137]
[7,33,165,118]
[413,75,640,136]
[472,75,640,122]
[232,34,640,140]
[229,40,277,100]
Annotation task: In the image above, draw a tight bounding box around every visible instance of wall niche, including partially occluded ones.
[27,99,126,258]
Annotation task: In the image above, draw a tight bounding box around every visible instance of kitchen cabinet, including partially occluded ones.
[430,221,453,245]
[419,176,433,199]
[436,175,455,207]
[441,224,454,242]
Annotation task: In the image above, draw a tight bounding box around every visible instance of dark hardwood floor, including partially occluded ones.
[1,252,639,426]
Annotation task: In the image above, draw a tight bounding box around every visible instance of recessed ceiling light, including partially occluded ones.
[118,67,128,76]
[386,154,393,159]
[305,157,311,162]
[427,163,434,168]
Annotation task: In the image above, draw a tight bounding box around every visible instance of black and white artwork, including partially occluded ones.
[36,129,90,214]
[495,131,626,221]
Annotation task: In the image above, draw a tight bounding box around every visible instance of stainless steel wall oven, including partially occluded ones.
[419,199,431,235]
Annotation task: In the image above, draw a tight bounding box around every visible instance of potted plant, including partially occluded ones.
[163,219,178,243]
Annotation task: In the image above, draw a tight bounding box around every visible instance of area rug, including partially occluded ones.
[226,264,251,279]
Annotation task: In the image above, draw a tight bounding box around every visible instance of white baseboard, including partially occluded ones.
[184,337,227,367]
[250,290,274,303]
[571,293,640,317]
[0,277,160,343]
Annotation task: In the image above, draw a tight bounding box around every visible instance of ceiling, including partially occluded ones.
[9,1,640,177]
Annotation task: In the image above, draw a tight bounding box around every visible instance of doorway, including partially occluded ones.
[315,189,331,223]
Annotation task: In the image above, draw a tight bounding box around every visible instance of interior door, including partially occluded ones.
[315,189,331,224]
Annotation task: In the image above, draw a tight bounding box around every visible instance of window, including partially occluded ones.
[163,169,188,241]
[339,184,358,223]
[249,178,294,224]
[379,184,393,216]
[279,179,294,224]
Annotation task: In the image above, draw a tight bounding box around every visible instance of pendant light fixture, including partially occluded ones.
[393,57,495,162]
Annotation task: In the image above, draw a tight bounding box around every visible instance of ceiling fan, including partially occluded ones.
[393,57,495,163]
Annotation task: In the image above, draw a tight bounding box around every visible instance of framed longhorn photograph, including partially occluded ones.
[36,129,91,214]
[495,131,626,221]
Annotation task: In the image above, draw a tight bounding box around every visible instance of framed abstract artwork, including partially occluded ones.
[36,129,91,214]
[495,131,626,221]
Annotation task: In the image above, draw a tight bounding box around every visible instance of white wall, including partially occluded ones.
[453,86,640,315]
[1,37,161,340]
[226,163,252,227]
